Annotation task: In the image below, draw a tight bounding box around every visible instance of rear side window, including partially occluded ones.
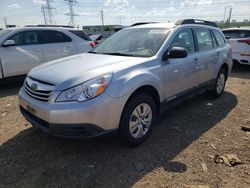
[213,30,226,47]
[69,30,91,41]
[170,28,195,53]
[42,30,72,44]
[210,31,218,47]
[223,30,250,39]
[194,28,213,51]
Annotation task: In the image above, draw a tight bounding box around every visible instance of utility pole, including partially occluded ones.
[64,0,79,27]
[42,0,56,25]
[100,9,104,33]
[223,7,227,23]
[119,16,122,25]
[228,8,232,24]
[41,5,47,24]
[3,17,7,28]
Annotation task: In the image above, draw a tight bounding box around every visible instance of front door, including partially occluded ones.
[162,28,200,100]
[0,30,43,77]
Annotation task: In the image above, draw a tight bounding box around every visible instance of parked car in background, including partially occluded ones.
[0,27,96,79]
[19,19,232,146]
[222,28,250,65]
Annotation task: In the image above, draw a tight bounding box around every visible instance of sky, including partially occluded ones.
[0,0,250,28]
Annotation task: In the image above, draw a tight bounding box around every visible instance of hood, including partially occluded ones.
[28,53,147,90]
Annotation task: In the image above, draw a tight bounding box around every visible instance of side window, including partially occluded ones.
[213,30,226,47]
[8,33,21,45]
[43,30,72,44]
[170,28,195,53]
[194,28,213,51]
[20,31,40,45]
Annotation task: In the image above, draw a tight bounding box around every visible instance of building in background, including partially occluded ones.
[82,25,124,38]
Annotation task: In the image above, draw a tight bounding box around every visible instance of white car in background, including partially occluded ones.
[0,27,96,79]
[222,28,250,65]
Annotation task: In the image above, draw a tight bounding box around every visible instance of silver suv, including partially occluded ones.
[19,19,232,146]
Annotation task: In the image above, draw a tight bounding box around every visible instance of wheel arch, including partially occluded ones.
[122,85,161,116]
[220,63,229,80]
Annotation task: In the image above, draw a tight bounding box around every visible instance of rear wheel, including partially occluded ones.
[119,93,156,146]
[208,68,227,98]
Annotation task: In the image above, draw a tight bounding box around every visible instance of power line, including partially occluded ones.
[64,0,79,27]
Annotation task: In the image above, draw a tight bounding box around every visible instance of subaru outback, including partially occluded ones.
[19,19,232,146]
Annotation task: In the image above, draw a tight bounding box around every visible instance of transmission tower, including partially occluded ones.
[64,0,79,27]
[41,0,56,25]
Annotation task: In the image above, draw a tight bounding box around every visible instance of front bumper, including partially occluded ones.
[20,106,117,138]
[19,87,127,138]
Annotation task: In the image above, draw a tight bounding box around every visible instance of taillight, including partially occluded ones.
[89,42,97,48]
[237,39,250,45]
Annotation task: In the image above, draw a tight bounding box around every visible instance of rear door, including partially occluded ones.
[0,30,43,77]
[193,27,217,84]
[42,30,76,62]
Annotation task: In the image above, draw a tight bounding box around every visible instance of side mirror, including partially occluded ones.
[162,47,188,61]
[225,36,230,40]
[2,40,15,47]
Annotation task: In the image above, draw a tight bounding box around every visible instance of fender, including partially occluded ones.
[106,69,164,102]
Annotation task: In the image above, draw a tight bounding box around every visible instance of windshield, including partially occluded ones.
[0,30,11,38]
[91,28,169,57]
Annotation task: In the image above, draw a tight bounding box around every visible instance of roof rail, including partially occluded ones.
[175,19,218,28]
[130,22,158,27]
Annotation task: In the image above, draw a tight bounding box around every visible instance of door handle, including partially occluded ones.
[33,49,41,52]
[217,52,222,56]
[193,58,199,64]
[64,45,72,49]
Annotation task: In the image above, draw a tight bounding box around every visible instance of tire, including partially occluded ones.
[208,68,227,98]
[119,93,157,146]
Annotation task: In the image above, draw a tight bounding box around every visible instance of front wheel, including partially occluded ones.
[119,93,156,146]
[208,69,227,98]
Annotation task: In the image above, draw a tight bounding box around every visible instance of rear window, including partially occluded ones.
[69,30,91,41]
[223,30,250,39]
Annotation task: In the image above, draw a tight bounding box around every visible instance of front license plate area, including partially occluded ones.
[26,105,36,115]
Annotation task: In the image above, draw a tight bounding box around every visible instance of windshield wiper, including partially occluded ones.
[100,52,135,57]
[88,51,98,54]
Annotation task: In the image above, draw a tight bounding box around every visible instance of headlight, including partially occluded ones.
[56,73,113,102]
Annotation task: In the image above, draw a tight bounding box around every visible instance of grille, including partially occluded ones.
[25,77,54,102]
